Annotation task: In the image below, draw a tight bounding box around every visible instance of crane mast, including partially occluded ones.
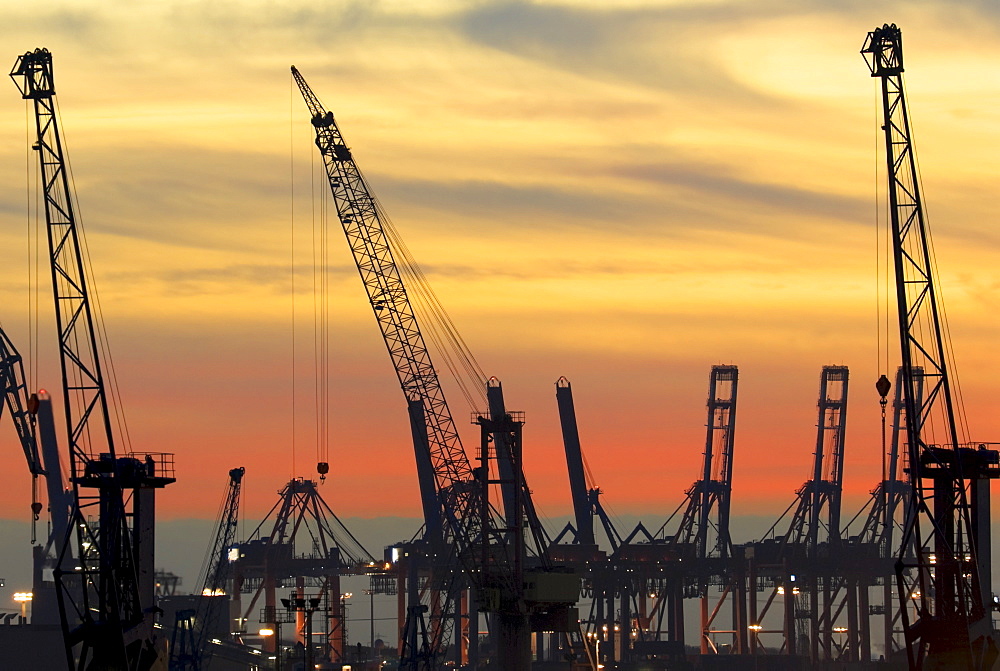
[748,366,848,660]
[863,24,999,670]
[12,47,172,670]
[645,365,739,656]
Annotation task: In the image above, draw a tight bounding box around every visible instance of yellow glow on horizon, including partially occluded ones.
[0,1,997,526]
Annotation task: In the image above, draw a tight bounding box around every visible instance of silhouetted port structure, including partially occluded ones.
[272,25,998,671]
[2,20,998,671]
[12,47,176,671]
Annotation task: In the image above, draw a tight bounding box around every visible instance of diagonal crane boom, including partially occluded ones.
[291,68,574,670]
[291,67,488,670]
[0,327,44,480]
[291,68,471,493]
[169,467,245,671]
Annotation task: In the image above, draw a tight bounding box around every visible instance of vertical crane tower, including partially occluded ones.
[863,24,999,670]
[12,48,174,670]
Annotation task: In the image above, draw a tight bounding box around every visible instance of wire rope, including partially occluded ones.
[55,96,132,458]
[290,71,298,482]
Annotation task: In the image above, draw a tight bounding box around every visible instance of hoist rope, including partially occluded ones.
[373,196,488,411]
[55,96,132,458]
[289,72,298,481]
[906,83,970,446]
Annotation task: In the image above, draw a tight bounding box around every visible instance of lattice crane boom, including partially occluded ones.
[291,68,571,670]
[0,327,43,478]
[12,47,171,671]
[291,67,471,492]
[202,468,244,597]
[11,49,115,469]
[863,23,999,669]
[292,67,489,670]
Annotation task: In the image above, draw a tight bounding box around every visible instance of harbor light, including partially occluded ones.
[13,592,32,620]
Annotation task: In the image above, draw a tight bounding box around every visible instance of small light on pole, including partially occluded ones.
[586,631,603,670]
[748,624,763,655]
[13,592,32,621]
[833,626,848,656]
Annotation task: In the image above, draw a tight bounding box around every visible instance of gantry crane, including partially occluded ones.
[12,47,175,670]
[612,365,739,660]
[749,365,848,661]
[235,476,376,665]
[656,365,739,563]
[863,24,999,670]
[291,67,574,670]
[658,364,739,654]
[840,367,922,661]
[487,377,550,558]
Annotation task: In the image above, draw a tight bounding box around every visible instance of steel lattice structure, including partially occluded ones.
[0,327,44,481]
[291,68,578,670]
[863,23,998,670]
[12,47,172,671]
[747,366,848,661]
[291,67,494,669]
[659,364,739,561]
[291,68,472,494]
[169,467,245,670]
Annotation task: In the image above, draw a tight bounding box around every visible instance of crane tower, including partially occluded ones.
[863,24,999,670]
[12,48,175,670]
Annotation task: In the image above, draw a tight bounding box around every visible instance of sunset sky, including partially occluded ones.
[0,0,998,560]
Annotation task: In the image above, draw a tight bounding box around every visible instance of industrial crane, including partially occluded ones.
[12,47,175,670]
[551,377,622,555]
[612,365,739,659]
[291,66,481,668]
[655,365,739,563]
[0,326,74,625]
[863,24,999,670]
[655,364,739,654]
[169,467,245,671]
[486,377,550,558]
[291,67,574,670]
[749,365,849,661]
[0,327,45,523]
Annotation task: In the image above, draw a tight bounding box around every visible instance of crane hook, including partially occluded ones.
[876,374,891,411]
